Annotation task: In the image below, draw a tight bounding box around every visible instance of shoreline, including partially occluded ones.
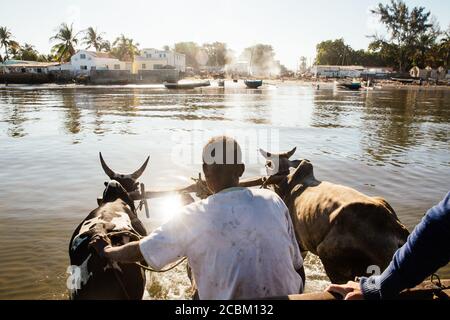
[0,78,449,91]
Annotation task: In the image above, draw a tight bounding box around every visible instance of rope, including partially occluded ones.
[430,273,449,290]
[135,258,187,273]
[104,230,187,273]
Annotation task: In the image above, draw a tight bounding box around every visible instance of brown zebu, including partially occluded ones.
[68,153,149,299]
[259,148,410,283]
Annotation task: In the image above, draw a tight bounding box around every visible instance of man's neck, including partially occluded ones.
[214,181,240,194]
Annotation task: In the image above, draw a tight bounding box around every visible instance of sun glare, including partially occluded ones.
[159,194,183,223]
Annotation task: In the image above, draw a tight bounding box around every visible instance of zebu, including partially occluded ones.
[259,147,410,283]
[68,153,149,299]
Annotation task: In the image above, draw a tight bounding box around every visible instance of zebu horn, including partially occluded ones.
[99,152,116,179]
[282,147,297,159]
[259,148,272,159]
[131,156,150,179]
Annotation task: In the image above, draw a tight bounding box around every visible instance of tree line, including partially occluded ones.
[0,23,284,74]
[315,0,450,72]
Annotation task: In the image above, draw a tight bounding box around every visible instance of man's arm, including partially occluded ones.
[103,241,144,263]
[90,235,144,264]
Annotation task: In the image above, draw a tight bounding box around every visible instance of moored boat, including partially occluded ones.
[244,80,263,89]
[336,79,361,90]
[164,80,210,90]
[391,77,415,84]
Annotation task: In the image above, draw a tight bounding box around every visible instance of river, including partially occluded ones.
[0,81,449,299]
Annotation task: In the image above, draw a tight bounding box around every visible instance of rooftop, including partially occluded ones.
[0,60,61,68]
[314,65,365,69]
[77,50,116,59]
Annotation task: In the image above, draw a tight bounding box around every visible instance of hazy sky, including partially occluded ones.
[1,0,449,68]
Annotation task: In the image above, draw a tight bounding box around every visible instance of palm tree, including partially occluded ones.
[0,27,19,60]
[439,26,450,68]
[19,43,39,61]
[112,35,140,61]
[8,42,21,59]
[100,40,111,52]
[50,23,80,62]
[83,27,106,52]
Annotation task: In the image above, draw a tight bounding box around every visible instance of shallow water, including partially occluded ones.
[0,81,449,299]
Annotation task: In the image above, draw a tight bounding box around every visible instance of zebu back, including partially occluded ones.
[282,160,409,283]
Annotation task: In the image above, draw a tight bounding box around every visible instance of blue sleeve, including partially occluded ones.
[360,192,450,300]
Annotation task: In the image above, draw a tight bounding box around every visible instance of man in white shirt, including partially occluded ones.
[93,136,304,299]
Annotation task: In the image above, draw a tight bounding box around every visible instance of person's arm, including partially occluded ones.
[327,192,450,300]
[91,205,193,271]
[103,241,144,263]
[89,236,144,263]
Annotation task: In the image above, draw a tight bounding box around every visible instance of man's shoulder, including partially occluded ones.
[250,188,281,199]
[249,188,286,207]
[182,198,208,215]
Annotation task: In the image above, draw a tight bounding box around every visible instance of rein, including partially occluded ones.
[104,229,187,273]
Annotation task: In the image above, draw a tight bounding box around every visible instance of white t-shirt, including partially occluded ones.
[139,187,303,300]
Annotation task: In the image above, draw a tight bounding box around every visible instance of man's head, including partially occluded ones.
[202,136,245,193]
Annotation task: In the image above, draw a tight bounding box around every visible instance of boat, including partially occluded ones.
[269,279,450,300]
[244,80,263,89]
[164,80,210,90]
[336,79,361,90]
[391,77,415,84]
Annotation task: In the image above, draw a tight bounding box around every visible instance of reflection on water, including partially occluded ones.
[0,83,449,299]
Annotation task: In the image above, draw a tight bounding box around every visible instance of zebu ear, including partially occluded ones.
[131,156,150,179]
[288,159,302,169]
[282,147,297,159]
[287,160,314,184]
[259,148,272,159]
[99,152,116,179]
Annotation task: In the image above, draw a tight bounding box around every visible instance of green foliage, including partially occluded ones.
[0,26,19,60]
[369,0,440,71]
[50,23,80,62]
[111,35,139,61]
[315,39,391,67]
[18,43,39,61]
[315,1,449,71]
[83,27,109,52]
[315,39,352,65]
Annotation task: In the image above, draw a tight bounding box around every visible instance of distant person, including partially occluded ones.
[326,192,450,300]
[91,136,304,299]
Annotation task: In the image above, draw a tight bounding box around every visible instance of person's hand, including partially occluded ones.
[180,193,195,206]
[325,281,364,300]
[88,234,112,258]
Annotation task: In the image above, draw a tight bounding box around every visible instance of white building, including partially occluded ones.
[134,48,186,73]
[361,67,394,79]
[410,66,448,81]
[311,65,365,78]
[0,60,60,74]
[67,50,132,75]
